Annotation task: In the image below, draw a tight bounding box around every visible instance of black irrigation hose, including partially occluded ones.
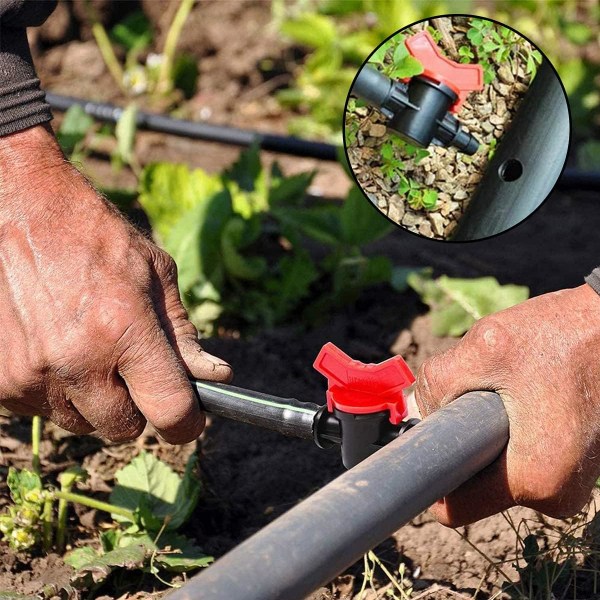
[451,59,570,241]
[46,91,598,194]
[45,92,338,161]
[171,391,509,600]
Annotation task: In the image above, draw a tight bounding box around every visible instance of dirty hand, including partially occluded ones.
[415,283,600,526]
[0,124,232,443]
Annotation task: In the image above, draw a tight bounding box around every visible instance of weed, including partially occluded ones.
[86,0,197,104]
[466,18,542,84]
[358,550,413,600]
[0,419,211,588]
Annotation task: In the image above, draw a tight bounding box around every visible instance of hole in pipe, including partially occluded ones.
[499,159,523,182]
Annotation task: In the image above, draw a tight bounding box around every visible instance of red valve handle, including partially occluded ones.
[405,30,483,112]
[313,343,415,424]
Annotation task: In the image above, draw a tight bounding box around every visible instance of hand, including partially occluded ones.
[0,124,232,443]
[415,284,600,526]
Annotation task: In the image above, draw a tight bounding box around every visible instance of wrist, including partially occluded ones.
[0,124,89,223]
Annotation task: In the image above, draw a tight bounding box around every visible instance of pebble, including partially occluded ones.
[378,199,387,209]
[497,65,515,84]
[369,124,387,137]
[425,172,436,185]
[428,212,446,237]
[489,114,505,126]
[492,80,510,95]
[388,199,405,224]
[481,121,495,134]
[454,190,468,200]
[419,221,433,238]
[445,221,458,236]
[402,212,420,227]
[496,98,507,116]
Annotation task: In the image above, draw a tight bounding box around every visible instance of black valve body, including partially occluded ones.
[390,77,457,148]
[351,66,480,155]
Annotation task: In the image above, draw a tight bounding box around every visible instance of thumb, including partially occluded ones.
[151,254,233,383]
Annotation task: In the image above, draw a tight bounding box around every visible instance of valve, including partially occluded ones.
[313,343,417,468]
[351,30,483,154]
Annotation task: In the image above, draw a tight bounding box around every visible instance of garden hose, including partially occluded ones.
[171,391,509,600]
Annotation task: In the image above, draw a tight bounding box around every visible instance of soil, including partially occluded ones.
[2,2,600,600]
[345,17,537,240]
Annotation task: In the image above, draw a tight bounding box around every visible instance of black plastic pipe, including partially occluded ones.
[171,391,509,600]
[451,59,570,241]
[46,91,599,192]
[191,380,322,441]
[45,92,338,161]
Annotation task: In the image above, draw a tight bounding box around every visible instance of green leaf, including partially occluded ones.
[163,189,232,295]
[340,187,393,246]
[522,534,540,564]
[7,468,42,505]
[408,271,529,337]
[389,56,423,79]
[266,250,318,321]
[173,53,199,99]
[269,171,315,206]
[224,144,262,192]
[391,267,423,292]
[220,217,267,281]
[369,45,387,65]
[110,11,152,52]
[110,451,201,531]
[280,13,337,48]
[114,103,138,167]
[274,205,342,246]
[153,533,213,572]
[138,162,223,241]
[392,40,409,64]
[56,105,94,156]
[66,545,147,584]
[421,190,438,210]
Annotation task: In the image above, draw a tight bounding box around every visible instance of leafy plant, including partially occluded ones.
[276,0,444,140]
[368,34,423,80]
[408,269,529,336]
[466,18,542,84]
[88,0,198,103]
[0,434,211,587]
[139,144,398,334]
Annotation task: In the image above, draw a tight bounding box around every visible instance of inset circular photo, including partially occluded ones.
[344,15,570,242]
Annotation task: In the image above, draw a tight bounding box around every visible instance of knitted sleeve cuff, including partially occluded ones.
[585,268,600,296]
[0,23,53,136]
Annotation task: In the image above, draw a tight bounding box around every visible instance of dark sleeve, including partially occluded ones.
[585,269,600,295]
[0,0,57,136]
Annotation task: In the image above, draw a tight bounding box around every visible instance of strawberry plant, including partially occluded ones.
[408,269,530,336]
[138,144,400,334]
[0,420,211,588]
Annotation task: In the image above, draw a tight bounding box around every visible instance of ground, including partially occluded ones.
[1,1,599,599]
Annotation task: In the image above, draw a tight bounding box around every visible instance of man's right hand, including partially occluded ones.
[415,284,600,526]
[0,124,232,443]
